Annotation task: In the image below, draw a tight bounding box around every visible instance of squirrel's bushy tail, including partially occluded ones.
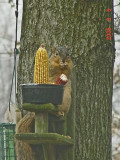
[15,112,36,160]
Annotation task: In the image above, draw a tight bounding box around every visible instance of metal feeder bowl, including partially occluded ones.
[21,83,64,105]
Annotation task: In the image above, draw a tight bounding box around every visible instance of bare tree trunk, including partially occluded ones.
[17,0,114,160]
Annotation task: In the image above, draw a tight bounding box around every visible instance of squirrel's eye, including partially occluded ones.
[55,52,59,56]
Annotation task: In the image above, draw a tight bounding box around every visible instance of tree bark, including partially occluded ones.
[17,0,115,160]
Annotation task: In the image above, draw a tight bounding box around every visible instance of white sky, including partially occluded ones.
[0,0,22,54]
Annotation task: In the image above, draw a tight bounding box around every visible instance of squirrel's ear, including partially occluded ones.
[52,46,56,55]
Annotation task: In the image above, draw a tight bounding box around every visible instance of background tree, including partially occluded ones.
[17,0,115,160]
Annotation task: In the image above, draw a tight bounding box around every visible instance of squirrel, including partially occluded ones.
[49,46,73,115]
[15,46,73,160]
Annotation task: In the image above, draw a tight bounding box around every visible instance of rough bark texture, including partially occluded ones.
[17,0,114,160]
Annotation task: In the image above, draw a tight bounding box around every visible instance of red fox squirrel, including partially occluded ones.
[15,46,73,160]
[49,46,73,114]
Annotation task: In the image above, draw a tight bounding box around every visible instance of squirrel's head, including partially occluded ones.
[52,46,72,67]
[50,46,72,77]
[54,46,69,63]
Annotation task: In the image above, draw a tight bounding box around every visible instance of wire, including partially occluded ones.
[9,0,18,111]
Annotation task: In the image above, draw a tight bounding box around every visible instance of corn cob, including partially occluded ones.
[34,46,49,84]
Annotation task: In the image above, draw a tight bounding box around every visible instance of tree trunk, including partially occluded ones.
[17,0,114,160]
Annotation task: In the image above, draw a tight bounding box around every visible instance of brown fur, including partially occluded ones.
[15,112,36,160]
[49,46,73,113]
